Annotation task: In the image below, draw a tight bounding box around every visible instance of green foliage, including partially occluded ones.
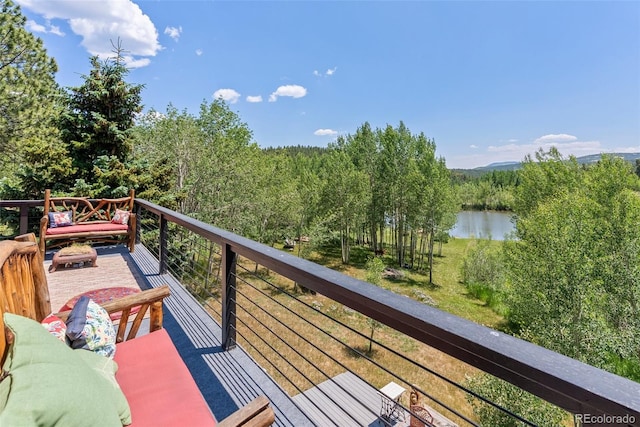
[505,151,640,374]
[365,256,385,285]
[0,0,63,197]
[460,239,508,315]
[465,373,567,426]
[60,45,144,197]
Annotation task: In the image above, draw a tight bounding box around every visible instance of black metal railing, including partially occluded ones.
[133,198,640,427]
[2,198,639,426]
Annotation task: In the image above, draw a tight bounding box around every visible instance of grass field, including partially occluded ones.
[307,237,506,330]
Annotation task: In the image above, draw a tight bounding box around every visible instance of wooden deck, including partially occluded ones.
[45,243,458,427]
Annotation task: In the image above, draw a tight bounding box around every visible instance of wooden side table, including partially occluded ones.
[49,246,98,272]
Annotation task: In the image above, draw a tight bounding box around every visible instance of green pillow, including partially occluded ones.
[0,313,132,426]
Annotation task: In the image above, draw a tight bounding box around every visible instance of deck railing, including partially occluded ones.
[133,199,640,426]
[2,198,640,426]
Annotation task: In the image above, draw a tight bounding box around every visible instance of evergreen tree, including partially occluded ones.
[0,0,63,197]
[60,43,144,197]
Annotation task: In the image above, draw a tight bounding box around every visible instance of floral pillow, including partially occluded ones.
[111,209,130,225]
[41,314,67,343]
[66,297,117,358]
[48,210,73,228]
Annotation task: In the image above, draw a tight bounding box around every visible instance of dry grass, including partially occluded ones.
[199,237,505,425]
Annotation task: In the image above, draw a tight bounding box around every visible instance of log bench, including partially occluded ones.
[0,234,275,427]
[39,189,137,257]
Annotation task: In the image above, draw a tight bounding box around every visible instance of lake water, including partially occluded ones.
[450,211,515,240]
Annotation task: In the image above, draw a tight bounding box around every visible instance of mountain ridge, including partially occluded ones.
[457,152,640,173]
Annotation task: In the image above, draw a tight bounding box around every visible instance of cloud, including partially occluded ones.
[469,144,478,149]
[314,129,338,136]
[26,19,65,36]
[17,0,161,68]
[246,95,263,103]
[195,49,203,56]
[164,25,182,42]
[26,20,46,33]
[533,133,578,144]
[314,67,337,77]
[447,133,613,170]
[213,88,241,104]
[268,85,307,102]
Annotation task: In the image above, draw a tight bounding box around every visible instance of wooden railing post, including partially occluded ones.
[159,214,168,274]
[221,242,237,351]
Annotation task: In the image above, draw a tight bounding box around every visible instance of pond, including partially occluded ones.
[450,211,515,241]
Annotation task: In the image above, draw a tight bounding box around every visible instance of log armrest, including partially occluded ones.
[55,285,170,343]
[219,395,276,427]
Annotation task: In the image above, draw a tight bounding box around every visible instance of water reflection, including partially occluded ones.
[450,211,515,241]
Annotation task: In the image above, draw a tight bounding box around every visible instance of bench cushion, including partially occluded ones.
[0,313,131,427]
[114,329,217,426]
[46,223,129,235]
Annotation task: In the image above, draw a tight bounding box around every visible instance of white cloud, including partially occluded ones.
[164,25,182,42]
[26,19,65,36]
[469,144,478,149]
[26,20,46,33]
[213,88,241,104]
[49,24,64,36]
[533,133,578,144]
[314,67,337,77]
[195,49,203,56]
[268,85,307,102]
[246,95,263,103]
[17,0,161,68]
[447,133,617,169]
[314,129,338,136]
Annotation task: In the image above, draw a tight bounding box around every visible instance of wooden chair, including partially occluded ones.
[409,389,435,427]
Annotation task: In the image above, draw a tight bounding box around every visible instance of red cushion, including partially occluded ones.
[114,329,217,426]
[46,223,128,235]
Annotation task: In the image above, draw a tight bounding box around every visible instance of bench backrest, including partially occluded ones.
[0,236,51,365]
[43,189,135,223]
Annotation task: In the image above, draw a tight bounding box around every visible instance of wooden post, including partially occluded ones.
[159,214,168,274]
[221,242,237,351]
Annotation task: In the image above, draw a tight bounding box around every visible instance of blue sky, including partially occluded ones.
[17,0,640,169]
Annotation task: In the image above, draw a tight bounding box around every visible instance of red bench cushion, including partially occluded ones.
[46,223,128,235]
[114,329,217,426]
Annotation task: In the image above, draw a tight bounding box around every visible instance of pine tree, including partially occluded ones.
[60,42,144,197]
[0,0,61,190]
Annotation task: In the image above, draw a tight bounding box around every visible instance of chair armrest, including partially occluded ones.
[218,396,275,427]
[55,285,170,342]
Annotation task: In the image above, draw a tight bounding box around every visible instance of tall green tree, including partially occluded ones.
[505,152,640,371]
[60,44,143,197]
[135,105,202,210]
[0,0,65,197]
[319,149,368,264]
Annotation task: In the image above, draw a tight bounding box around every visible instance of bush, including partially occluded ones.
[460,239,508,314]
[465,373,568,426]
